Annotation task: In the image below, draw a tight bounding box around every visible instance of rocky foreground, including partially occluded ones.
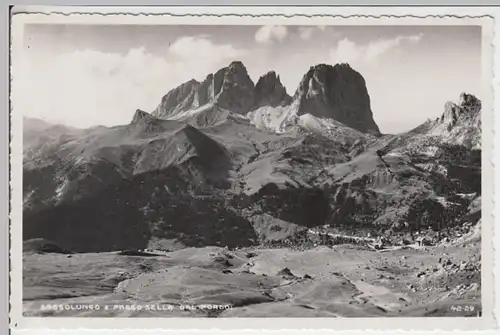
[23,225,480,318]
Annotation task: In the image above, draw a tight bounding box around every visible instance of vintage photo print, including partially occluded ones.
[8,5,497,331]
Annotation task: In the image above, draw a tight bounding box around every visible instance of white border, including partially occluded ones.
[9,5,499,331]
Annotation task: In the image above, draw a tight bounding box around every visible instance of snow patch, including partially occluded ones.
[246,101,300,133]
[55,178,69,200]
[385,152,402,158]
[246,101,359,136]
[166,103,216,121]
[297,114,343,131]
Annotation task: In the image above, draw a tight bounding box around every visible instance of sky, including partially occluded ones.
[14,24,482,134]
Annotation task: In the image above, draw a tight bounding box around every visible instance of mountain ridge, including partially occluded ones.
[22,57,482,253]
[152,61,381,136]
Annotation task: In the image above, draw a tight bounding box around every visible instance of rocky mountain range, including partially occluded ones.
[22,61,481,253]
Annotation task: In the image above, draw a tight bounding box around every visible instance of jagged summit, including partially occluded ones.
[293,63,381,135]
[438,93,481,128]
[403,93,481,150]
[227,60,247,72]
[458,92,482,115]
[152,61,255,119]
[300,62,353,79]
[215,61,255,114]
[460,92,481,107]
[254,71,292,108]
[131,109,153,123]
[152,80,202,119]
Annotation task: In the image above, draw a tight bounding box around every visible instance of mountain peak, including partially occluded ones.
[131,109,153,123]
[151,80,201,119]
[221,60,252,84]
[253,71,292,108]
[153,61,255,119]
[293,63,381,135]
[228,60,247,71]
[263,70,278,78]
[421,93,482,149]
[306,63,353,75]
[212,61,255,114]
[440,93,481,124]
[459,92,482,112]
[333,62,354,70]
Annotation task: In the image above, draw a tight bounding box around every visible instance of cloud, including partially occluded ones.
[297,26,332,40]
[365,34,423,61]
[13,36,246,128]
[255,25,288,44]
[407,33,423,42]
[298,27,315,40]
[330,38,362,64]
[330,34,423,65]
[169,36,243,61]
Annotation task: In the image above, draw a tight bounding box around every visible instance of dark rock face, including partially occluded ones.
[24,168,258,252]
[250,186,331,229]
[460,93,482,111]
[215,61,256,114]
[293,63,381,135]
[253,71,292,108]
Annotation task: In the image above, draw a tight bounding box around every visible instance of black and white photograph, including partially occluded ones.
[8,6,496,330]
